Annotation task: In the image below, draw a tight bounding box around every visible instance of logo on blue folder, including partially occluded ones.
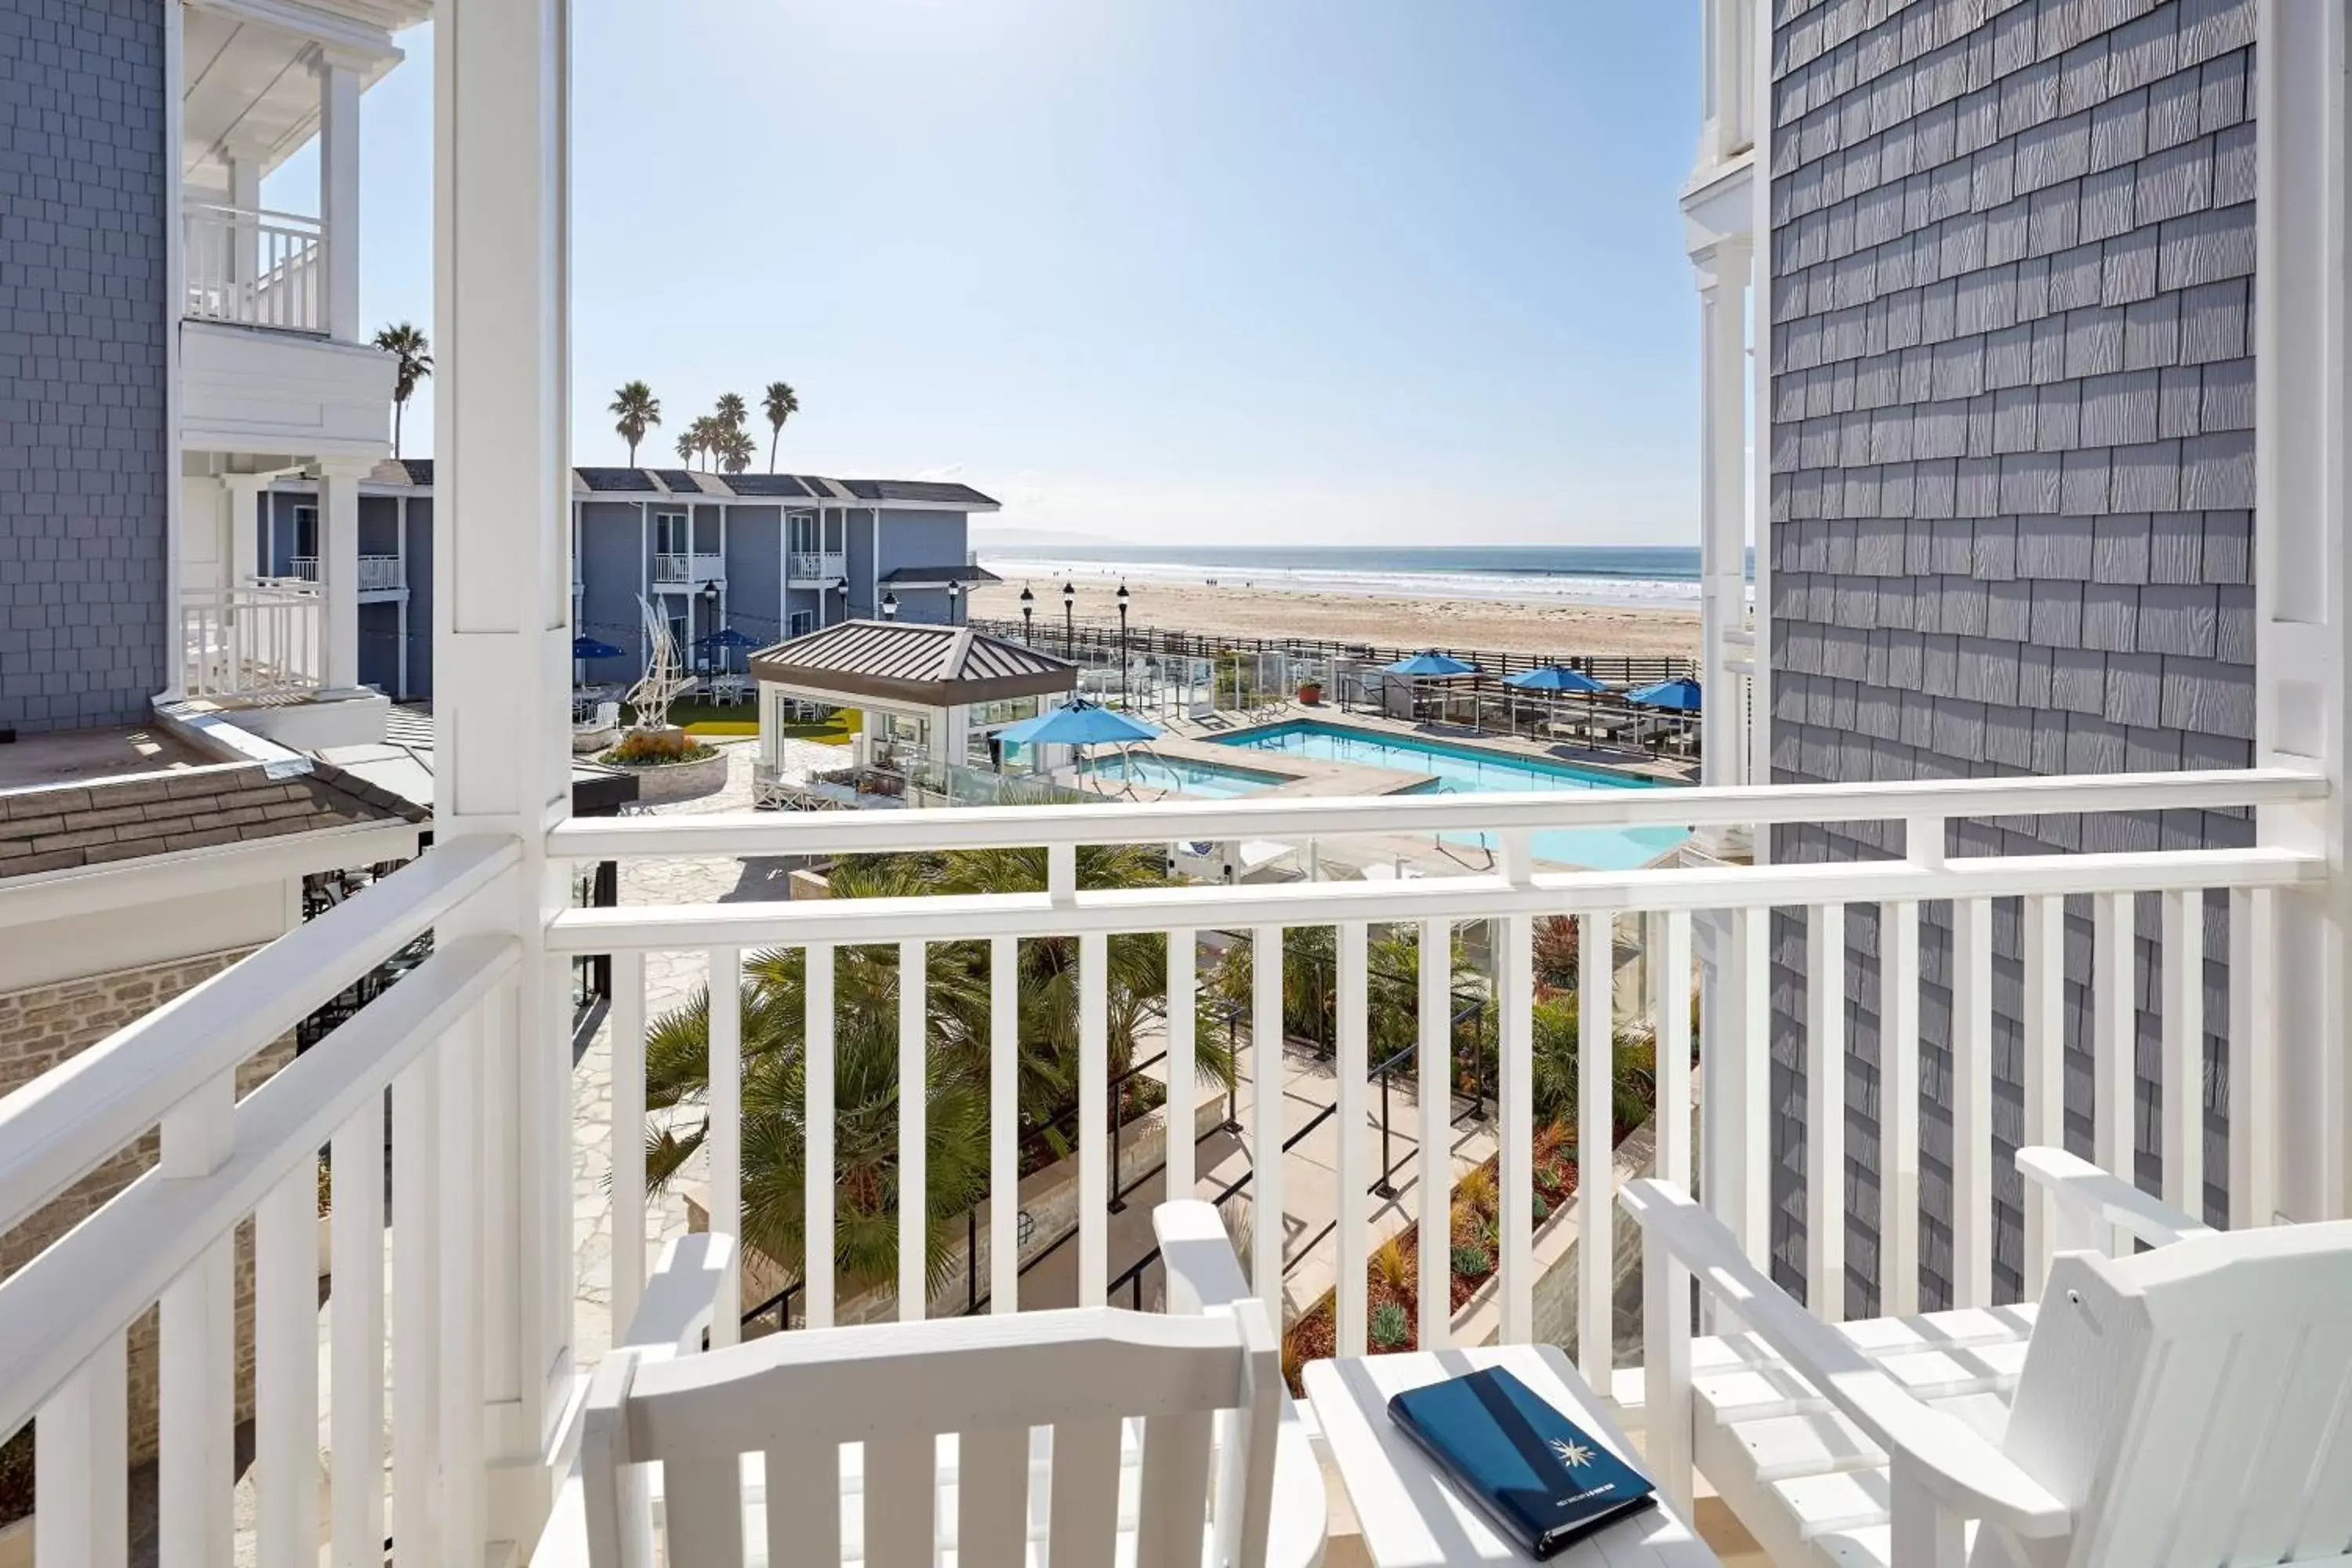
[1548,1437,1595,1469]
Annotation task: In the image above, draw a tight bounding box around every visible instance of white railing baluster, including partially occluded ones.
[1251,924,1285,1300]
[1335,922,1370,1357]
[1952,897,1994,1307]
[1806,902,1846,1321]
[1578,909,1616,1386]
[2230,888,2276,1229]
[1641,1220,1694,1519]
[390,1049,440,1568]
[1725,906,1773,1265]
[2094,890,2137,1246]
[329,1095,385,1568]
[1417,919,1452,1350]
[255,1164,319,1568]
[804,942,836,1327]
[436,1015,485,1555]
[1652,912,1693,1190]
[706,946,743,1346]
[1080,930,1109,1307]
[2020,895,2064,1300]
[158,1073,234,1568]
[36,1332,128,1568]
[1166,928,1197,1203]
[1498,910,1535,1343]
[610,949,648,1333]
[899,938,928,1319]
[1879,898,1921,1315]
[2161,889,2205,1218]
[992,935,1020,1313]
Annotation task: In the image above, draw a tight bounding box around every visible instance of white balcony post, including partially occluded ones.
[434,0,575,1548]
[318,459,366,691]
[1695,239,1752,797]
[2256,0,2352,1224]
[225,154,262,301]
[317,55,362,343]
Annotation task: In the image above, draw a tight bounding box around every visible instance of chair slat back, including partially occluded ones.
[580,1304,1279,1568]
[1999,1221,2352,1567]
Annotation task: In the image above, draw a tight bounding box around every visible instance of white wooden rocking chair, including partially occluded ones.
[574,1200,1324,1567]
[1622,1147,2352,1567]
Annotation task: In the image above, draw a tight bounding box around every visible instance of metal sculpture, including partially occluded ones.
[626,593,691,731]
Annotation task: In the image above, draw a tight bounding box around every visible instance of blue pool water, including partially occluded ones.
[1079,750,1290,799]
[1214,721,1689,869]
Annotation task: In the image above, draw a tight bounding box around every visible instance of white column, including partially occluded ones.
[225,154,262,295]
[2256,0,2352,1223]
[1695,238,1751,794]
[317,460,367,691]
[222,474,265,584]
[434,0,575,1549]
[317,56,362,342]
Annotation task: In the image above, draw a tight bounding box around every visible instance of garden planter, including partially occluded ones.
[599,744,731,803]
[1297,682,1323,706]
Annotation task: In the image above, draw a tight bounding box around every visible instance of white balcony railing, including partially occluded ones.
[281,556,404,591]
[179,584,323,699]
[0,768,2326,1564]
[789,550,847,582]
[182,202,327,334]
[653,552,726,586]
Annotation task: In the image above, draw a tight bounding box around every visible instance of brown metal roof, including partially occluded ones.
[748,619,1076,709]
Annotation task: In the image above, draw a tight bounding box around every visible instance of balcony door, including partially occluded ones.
[652,511,689,558]
[788,512,818,556]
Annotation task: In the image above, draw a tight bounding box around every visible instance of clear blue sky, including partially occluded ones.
[290,3,1704,546]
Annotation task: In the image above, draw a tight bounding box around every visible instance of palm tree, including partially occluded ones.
[714,391,748,434]
[685,416,722,470]
[761,380,799,471]
[1528,994,1657,1139]
[372,322,431,459]
[717,425,757,475]
[644,843,1232,1308]
[673,429,699,465]
[610,380,660,466]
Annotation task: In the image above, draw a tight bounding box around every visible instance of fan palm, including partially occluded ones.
[673,429,698,465]
[610,380,660,466]
[1206,922,1464,1068]
[643,841,1232,1308]
[372,322,431,459]
[684,416,723,470]
[1529,993,1657,1138]
[761,380,800,471]
[715,391,748,433]
[717,425,757,474]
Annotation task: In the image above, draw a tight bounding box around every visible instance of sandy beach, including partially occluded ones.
[964,577,1700,659]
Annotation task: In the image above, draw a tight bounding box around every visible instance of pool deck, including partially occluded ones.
[1160,702,1697,787]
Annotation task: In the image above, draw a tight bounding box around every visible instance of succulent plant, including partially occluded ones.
[1370,1301,1410,1349]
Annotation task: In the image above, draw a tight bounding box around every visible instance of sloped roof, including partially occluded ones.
[748,619,1075,708]
[578,466,657,492]
[0,760,427,880]
[838,478,1001,508]
[378,466,997,509]
[879,563,1003,586]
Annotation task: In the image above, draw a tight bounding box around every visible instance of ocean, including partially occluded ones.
[973,543,1750,608]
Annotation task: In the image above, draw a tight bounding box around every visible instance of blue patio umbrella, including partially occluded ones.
[1627,677,1703,712]
[995,697,1163,749]
[572,635,625,661]
[1502,664,1607,694]
[1383,650,1477,677]
[695,625,760,671]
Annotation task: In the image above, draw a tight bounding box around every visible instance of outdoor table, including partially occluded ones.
[1304,1343,1718,1566]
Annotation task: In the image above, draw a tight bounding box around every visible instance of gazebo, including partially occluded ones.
[747,619,1078,786]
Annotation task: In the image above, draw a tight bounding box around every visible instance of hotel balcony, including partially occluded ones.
[0,764,2332,1566]
[653,552,729,588]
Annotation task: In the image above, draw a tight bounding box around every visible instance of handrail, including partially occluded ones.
[0,833,521,1232]
[547,767,2327,860]
[0,933,520,1439]
[550,844,2321,953]
[182,200,323,231]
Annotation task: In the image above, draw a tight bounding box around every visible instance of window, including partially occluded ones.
[292,505,319,561]
[788,609,814,637]
[787,512,818,554]
[652,511,689,556]
[666,612,688,655]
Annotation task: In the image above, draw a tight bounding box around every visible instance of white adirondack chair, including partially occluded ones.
[1622,1148,2352,1567]
[575,1200,1325,1567]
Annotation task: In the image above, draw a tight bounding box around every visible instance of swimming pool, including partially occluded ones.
[1214,720,1689,869]
[1078,750,1290,800]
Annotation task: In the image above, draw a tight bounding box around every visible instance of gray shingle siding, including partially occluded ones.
[1766,0,2254,1316]
[0,0,169,734]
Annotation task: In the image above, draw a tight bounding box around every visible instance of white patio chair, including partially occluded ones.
[1621,1147,2352,1566]
[575,1200,1324,1567]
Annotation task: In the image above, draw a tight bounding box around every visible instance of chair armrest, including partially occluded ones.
[2015,1145,2212,1249]
[1618,1178,2071,1541]
[1153,1200,1254,1316]
[619,1232,735,1356]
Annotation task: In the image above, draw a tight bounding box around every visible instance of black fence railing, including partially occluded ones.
[967,616,1694,689]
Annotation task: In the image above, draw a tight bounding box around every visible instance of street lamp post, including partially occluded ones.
[881,590,899,622]
[1062,579,1075,657]
[1116,581,1130,708]
[948,579,963,626]
[1018,583,1034,644]
[832,577,848,626]
[700,579,721,674]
